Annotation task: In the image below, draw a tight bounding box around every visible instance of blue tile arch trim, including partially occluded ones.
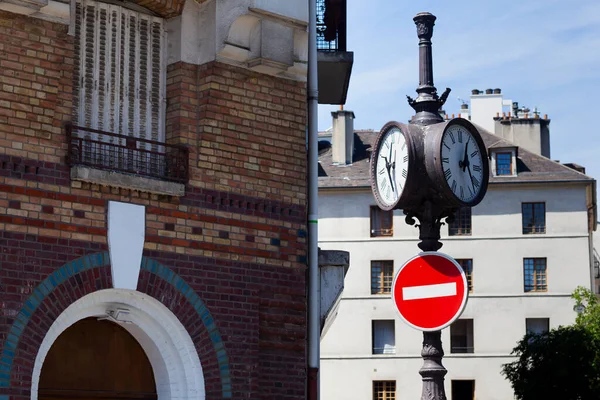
[0,252,232,398]
[140,256,232,398]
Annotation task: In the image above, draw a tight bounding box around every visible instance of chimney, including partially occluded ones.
[460,103,469,119]
[331,110,356,165]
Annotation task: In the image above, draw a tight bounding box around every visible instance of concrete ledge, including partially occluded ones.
[318,249,350,268]
[71,166,185,197]
[0,0,69,25]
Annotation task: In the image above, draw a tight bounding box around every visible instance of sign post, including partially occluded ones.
[369,11,489,400]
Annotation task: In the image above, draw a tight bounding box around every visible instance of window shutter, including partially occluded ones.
[73,0,165,148]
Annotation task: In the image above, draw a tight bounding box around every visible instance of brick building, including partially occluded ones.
[0,0,352,399]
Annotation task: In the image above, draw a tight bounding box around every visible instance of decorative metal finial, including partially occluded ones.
[409,12,451,126]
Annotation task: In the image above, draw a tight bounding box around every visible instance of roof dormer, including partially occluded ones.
[490,146,518,177]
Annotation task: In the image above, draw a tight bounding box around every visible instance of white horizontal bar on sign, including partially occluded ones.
[402,282,457,301]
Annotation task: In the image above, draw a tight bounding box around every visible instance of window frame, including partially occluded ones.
[522,202,546,234]
[370,206,393,237]
[523,258,548,292]
[451,380,475,400]
[371,260,394,295]
[495,152,513,176]
[448,207,472,236]
[373,380,396,400]
[450,319,474,354]
[372,320,396,355]
[456,259,473,293]
[526,318,550,335]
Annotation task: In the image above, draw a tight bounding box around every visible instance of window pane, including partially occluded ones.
[372,320,395,354]
[452,380,475,400]
[522,202,545,234]
[449,208,472,236]
[371,207,393,237]
[450,319,474,353]
[496,152,512,175]
[526,318,549,335]
[456,259,473,292]
[524,258,547,292]
[371,261,394,294]
[373,381,396,400]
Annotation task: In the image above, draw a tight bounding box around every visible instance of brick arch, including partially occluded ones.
[0,252,232,399]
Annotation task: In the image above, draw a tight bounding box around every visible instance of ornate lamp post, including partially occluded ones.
[370,12,490,400]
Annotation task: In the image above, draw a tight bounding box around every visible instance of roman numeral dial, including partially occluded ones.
[439,124,486,204]
[371,125,411,208]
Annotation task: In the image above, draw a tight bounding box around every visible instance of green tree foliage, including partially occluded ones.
[572,286,600,341]
[502,287,600,400]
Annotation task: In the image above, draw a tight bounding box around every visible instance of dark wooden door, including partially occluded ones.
[39,318,157,400]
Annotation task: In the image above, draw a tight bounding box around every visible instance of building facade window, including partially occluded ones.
[522,202,546,234]
[373,381,396,400]
[371,206,393,237]
[448,207,471,236]
[496,152,512,176]
[450,319,474,354]
[526,318,550,335]
[372,320,395,355]
[524,258,547,292]
[371,261,393,295]
[456,259,473,293]
[451,380,475,400]
[73,0,166,162]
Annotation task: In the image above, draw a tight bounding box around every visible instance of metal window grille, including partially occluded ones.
[449,207,472,236]
[524,258,547,292]
[373,381,396,400]
[371,207,393,237]
[450,319,474,353]
[496,152,512,175]
[316,0,347,51]
[522,202,546,234]
[371,261,393,294]
[456,259,473,293]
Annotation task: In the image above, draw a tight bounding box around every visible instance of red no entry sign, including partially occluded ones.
[392,252,468,331]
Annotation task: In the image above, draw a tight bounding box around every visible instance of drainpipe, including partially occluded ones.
[307,0,320,398]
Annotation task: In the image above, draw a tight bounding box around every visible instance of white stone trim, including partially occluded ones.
[31,289,205,400]
[108,201,145,290]
[0,0,70,25]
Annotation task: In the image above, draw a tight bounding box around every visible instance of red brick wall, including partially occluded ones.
[0,9,308,400]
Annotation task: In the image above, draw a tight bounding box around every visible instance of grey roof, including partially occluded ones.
[318,125,593,189]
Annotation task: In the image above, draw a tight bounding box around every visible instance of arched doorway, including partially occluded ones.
[38,317,157,400]
[31,289,206,400]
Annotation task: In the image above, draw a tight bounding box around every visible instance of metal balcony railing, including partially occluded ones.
[316,0,347,51]
[65,122,189,184]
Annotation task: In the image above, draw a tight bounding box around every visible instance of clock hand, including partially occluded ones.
[462,137,470,172]
[466,161,476,192]
[391,149,397,192]
[388,143,394,191]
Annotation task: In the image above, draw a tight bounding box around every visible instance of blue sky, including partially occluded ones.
[318,0,600,181]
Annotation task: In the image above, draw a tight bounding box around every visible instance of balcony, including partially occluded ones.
[66,123,188,196]
[316,0,353,105]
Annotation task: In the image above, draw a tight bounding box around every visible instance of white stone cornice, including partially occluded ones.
[167,0,308,81]
[0,0,70,24]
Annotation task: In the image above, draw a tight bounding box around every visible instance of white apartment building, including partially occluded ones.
[318,97,597,400]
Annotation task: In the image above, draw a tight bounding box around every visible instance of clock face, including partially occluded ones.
[374,126,410,208]
[440,124,485,203]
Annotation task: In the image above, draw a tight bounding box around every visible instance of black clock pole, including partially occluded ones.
[405,12,454,400]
